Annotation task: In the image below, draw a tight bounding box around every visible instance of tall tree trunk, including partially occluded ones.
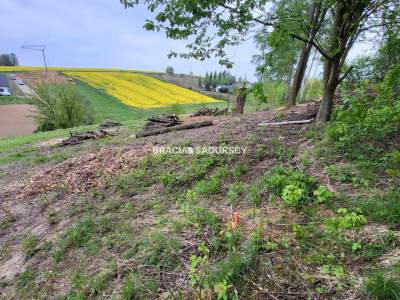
[287,42,313,106]
[317,57,340,122]
[287,0,325,107]
[316,3,345,123]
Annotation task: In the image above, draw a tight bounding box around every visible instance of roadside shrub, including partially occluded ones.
[33,84,93,131]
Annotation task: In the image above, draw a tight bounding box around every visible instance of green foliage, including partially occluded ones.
[327,64,400,155]
[16,269,35,290]
[299,79,323,102]
[141,232,182,270]
[232,163,249,180]
[247,184,262,206]
[121,272,158,300]
[268,137,294,162]
[214,279,233,300]
[189,243,211,295]
[32,84,94,131]
[261,167,318,208]
[0,52,18,66]
[195,175,222,196]
[53,217,95,262]
[363,267,400,300]
[251,82,268,103]
[313,185,334,204]
[282,184,306,207]
[325,208,367,230]
[359,189,400,226]
[47,209,58,225]
[204,70,236,89]
[321,264,346,278]
[263,81,288,105]
[21,234,40,258]
[227,182,247,205]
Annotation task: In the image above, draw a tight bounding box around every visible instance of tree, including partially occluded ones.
[198,76,202,88]
[120,0,397,121]
[166,66,174,74]
[0,53,19,66]
[10,53,19,66]
[316,1,396,122]
[286,0,327,106]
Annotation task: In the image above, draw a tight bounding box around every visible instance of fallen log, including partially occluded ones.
[258,119,314,126]
[59,129,114,146]
[143,114,182,131]
[136,120,213,138]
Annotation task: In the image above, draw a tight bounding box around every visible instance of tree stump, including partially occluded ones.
[234,85,247,114]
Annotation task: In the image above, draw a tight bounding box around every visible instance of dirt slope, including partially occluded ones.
[0,104,398,299]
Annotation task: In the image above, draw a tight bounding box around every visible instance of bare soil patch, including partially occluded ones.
[0,104,37,138]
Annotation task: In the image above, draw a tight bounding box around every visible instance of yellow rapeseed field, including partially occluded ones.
[0,66,142,72]
[64,71,219,108]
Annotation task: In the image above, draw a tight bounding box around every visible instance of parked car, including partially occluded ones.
[16,79,24,85]
[8,74,17,80]
[0,87,12,96]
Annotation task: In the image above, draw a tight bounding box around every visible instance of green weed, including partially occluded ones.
[53,217,95,262]
[363,267,400,300]
[21,235,40,258]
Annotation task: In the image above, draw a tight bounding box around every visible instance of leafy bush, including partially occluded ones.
[326,64,400,155]
[33,84,93,131]
[325,208,367,230]
[261,167,319,208]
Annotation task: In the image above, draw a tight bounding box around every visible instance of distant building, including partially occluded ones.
[0,75,11,96]
[215,85,229,93]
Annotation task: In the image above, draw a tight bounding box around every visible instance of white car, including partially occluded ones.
[8,74,17,80]
[0,87,12,96]
[16,79,24,85]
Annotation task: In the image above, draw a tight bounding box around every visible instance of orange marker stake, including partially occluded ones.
[231,211,239,229]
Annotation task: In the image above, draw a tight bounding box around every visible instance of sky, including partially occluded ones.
[1,0,376,81]
[1,0,256,79]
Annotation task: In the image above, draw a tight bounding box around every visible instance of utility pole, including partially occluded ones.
[21,45,48,72]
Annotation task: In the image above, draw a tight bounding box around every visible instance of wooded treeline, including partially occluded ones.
[202,71,237,91]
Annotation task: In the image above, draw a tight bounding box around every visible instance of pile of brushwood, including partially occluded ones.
[59,129,114,146]
[99,119,122,129]
[191,107,227,117]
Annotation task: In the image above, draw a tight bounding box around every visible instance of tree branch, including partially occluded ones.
[338,65,354,84]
